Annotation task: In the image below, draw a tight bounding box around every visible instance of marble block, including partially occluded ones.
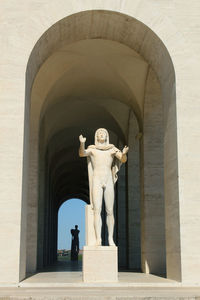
[83,246,118,282]
[85,205,96,246]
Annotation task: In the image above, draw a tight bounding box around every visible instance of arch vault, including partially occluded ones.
[21,10,180,282]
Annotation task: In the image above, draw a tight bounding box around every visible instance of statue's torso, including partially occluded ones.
[89,148,115,182]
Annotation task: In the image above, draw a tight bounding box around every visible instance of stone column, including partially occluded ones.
[127,111,141,270]
[117,142,127,269]
[37,125,46,269]
[26,124,39,274]
[141,69,166,275]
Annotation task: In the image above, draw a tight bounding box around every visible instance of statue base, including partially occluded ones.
[82,245,118,282]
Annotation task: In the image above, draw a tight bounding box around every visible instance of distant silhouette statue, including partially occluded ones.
[70,225,80,261]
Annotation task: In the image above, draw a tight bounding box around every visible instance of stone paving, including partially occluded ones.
[1,286,200,299]
[1,262,200,298]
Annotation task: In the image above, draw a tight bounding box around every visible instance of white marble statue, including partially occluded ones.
[79,128,128,246]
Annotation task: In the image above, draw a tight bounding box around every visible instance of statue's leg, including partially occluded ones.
[92,181,103,245]
[104,178,115,246]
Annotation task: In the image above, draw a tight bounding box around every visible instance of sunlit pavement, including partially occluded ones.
[15,261,198,288]
[0,261,200,299]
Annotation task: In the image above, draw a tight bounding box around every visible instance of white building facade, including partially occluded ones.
[0,0,200,285]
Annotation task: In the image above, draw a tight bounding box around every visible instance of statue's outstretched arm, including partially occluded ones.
[114,146,129,163]
[79,135,91,157]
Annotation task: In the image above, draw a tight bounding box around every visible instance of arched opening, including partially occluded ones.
[56,199,86,272]
[37,69,140,271]
[57,199,86,252]
[21,10,180,282]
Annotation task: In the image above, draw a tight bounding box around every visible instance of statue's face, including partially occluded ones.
[97,130,107,143]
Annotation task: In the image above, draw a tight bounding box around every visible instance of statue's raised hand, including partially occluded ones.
[122,146,129,154]
[79,134,86,143]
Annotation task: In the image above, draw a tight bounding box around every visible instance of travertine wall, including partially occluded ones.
[127,111,141,270]
[0,1,200,285]
[142,68,165,275]
[27,37,147,274]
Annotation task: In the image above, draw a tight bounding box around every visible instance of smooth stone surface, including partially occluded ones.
[85,205,96,246]
[1,1,200,285]
[1,286,200,300]
[83,246,118,282]
[79,129,128,246]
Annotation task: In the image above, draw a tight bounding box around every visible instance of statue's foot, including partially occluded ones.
[96,239,102,246]
[108,238,115,246]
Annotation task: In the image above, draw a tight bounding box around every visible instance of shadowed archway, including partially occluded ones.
[22,10,180,282]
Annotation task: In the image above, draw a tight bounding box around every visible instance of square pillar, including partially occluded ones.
[83,246,118,282]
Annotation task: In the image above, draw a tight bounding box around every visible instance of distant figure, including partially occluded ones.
[70,225,80,261]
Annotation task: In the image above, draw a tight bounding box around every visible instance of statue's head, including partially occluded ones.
[95,128,109,145]
[75,225,78,229]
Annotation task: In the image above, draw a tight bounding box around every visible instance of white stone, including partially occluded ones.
[79,129,128,246]
[85,205,96,246]
[83,246,118,282]
[0,0,200,286]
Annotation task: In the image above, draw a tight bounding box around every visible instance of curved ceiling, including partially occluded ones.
[32,39,148,127]
[36,39,145,210]
[26,10,176,269]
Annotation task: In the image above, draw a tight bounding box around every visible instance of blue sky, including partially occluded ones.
[57,198,86,250]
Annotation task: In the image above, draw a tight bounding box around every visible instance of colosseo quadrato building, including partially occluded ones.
[0,0,200,288]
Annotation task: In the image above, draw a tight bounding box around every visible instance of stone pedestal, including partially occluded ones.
[83,246,118,282]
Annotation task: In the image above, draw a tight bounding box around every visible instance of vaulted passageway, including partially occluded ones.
[38,94,141,271]
[31,38,145,272]
[22,10,179,281]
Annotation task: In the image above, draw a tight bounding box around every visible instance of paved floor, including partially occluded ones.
[1,261,200,299]
[20,261,176,287]
[20,271,177,287]
[1,286,200,299]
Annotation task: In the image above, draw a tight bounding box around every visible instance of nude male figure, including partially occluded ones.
[79,128,128,246]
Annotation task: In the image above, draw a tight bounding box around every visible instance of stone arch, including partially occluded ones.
[21,10,180,282]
